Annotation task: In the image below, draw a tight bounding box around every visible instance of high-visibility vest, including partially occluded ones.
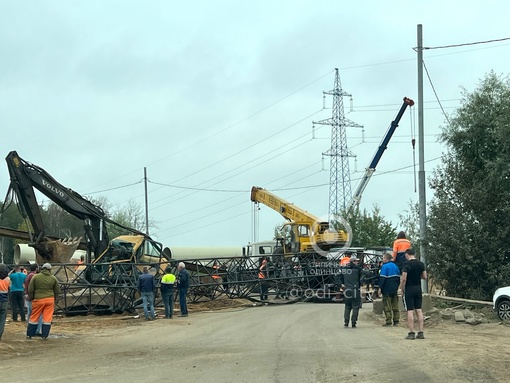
[258,260,267,279]
[393,239,411,259]
[212,264,221,280]
[0,277,10,302]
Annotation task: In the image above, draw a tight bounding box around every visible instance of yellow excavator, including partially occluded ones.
[250,186,348,255]
[3,151,169,275]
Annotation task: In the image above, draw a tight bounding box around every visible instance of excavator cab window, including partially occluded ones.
[298,225,309,238]
[100,240,134,263]
[138,239,164,263]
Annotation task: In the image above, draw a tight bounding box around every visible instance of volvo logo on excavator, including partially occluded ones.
[42,179,65,198]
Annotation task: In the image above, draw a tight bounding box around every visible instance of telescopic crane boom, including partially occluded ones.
[348,97,414,211]
[251,186,348,255]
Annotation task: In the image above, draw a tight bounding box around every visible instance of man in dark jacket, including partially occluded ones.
[378,252,401,326]
[339,255,369,328]
[177,262,189,317]
[138,267,156,321]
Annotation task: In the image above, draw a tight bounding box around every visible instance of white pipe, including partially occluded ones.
[14,244,86,265]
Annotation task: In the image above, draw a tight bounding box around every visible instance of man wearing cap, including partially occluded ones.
[0,263,10,341]
[25,264,43,335]
[27,263,60,340]
[338,255,369,328]
[160,266,176,319]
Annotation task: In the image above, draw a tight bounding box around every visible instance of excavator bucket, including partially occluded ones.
[35,237,82,264]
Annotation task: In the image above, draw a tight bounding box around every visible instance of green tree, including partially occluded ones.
[397,200,420,249]
[0,201,25,264]
[41,202,84,238]
[428,72,510,300]
[344,205,397,248]
[105,200,155,239]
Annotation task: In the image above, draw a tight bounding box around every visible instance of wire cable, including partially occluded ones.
[422,60,453,127]
[418,37,510,51]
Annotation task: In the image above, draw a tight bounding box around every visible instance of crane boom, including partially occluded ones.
[250,187,320,224]
[251,186,348,254]
[349,97,414,211]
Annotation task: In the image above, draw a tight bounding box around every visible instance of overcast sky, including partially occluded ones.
[1,1,509,248]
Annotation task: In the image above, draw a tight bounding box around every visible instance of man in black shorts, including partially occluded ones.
[399,248,427,340]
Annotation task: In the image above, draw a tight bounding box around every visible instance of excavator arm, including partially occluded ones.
[5,151,112,263]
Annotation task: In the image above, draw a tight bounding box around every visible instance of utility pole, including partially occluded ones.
[313,69,362,217]
[144,167,149,236]
[417,24,428,293]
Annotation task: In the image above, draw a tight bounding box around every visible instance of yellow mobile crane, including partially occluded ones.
[250,186,348,255]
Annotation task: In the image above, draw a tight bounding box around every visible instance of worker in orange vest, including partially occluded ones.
[258,257,269,301]
[212,262,221,283]
[393,231,412,272]
[340,251,352,266]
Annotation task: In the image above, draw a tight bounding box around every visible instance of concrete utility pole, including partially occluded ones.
[144,167,149,236]
[417,24,428,293]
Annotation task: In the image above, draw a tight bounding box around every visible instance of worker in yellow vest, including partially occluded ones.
[160,267,176,319]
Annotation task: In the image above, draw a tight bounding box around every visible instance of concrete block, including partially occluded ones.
[421,293,433,313]
[463,309,474,319]
[372,299,384,315]
[466,317,481,325]
[398,296,405,311]
[454,311,465,322]
[425,307,439,316]
[397,293,432,312]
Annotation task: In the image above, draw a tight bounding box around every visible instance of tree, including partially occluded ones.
[107,200,149,239]
[344,205,397,248]
[0,201,26,264]
[428,72,510,300]
[397,200,420,249]
[41,202,84,238]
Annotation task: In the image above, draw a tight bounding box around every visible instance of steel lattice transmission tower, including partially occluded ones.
[313,68,362,217]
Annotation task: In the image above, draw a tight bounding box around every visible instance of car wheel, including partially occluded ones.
[497,299,510,321]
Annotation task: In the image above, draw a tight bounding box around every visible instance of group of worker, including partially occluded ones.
[137,262,190,320]
[0,262,60,342]
[0,260,192,342]
[378,231,427,340]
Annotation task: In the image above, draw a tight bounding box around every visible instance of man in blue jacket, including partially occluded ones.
[378,252,401,326]
[138,267,156,321]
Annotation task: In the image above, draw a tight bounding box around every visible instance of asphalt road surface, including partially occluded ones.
[1,303,503,382]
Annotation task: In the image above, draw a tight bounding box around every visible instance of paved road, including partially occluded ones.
[1,303,501,382]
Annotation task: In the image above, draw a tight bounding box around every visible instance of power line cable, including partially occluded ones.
[148,110,325,209]
[418,37,510,51]
[422,60,453,127]
[84,179,144,195]
[154,156,443,238]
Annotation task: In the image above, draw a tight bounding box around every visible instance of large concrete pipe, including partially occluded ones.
[14,244,86,265]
